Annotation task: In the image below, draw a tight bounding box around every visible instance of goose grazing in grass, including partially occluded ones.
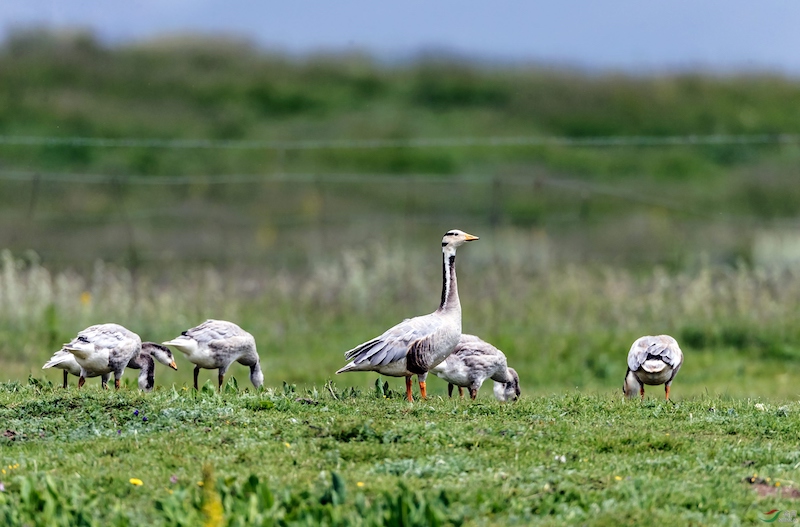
[44,342,178,391]
[59,323,142,389]
[431,334,521,401]
[125,343,179,392]
[623,334,684,401]
[336,229,479,402]
[162,319,264,390]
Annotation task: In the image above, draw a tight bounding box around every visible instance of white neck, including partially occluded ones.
[438,245,460,312]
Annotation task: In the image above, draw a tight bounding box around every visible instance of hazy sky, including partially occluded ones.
[3,1,800,74]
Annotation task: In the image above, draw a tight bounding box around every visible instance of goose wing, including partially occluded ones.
[80,323,137,347]
[344,313,443,367]
[627,335,682,371]
[454,334,503,358]
[183,319,248,343]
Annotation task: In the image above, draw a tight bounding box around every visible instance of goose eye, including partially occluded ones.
[78,336,89,343]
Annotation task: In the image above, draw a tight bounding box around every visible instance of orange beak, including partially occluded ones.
[169,361,178,370]
[463,233,479,241]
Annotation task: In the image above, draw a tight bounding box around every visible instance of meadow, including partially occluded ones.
[2,29,800,525]
[2,247,800,524]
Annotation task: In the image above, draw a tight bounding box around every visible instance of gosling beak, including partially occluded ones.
[463,233,479,241]
[169,361,178,371]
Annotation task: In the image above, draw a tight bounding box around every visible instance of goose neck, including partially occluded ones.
[438,246,460,312]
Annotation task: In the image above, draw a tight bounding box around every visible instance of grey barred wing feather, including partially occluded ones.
[70,323,142,366]
[77,323,138,349]
[208,335,253,352]
[627,335,682,371]
[344,314,441,367]
[184,319,248,342]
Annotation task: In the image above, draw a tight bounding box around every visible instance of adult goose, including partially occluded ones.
[44,342,178,391]
[336,229,479,401]
[623,334,684,401]
[59,323,142,389]
[162,319,264,390]
[431,334,521,401]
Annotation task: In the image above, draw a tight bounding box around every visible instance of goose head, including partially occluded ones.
[494,367,521,402]
[143,342,178,370]
[442,229,479,250]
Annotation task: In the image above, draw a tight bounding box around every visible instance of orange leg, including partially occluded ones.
[665,385,671,401]
[470,388,478,400]
[405,377,414,402]
[458,386,464,399]
[639,386,645,400]
[419,381,427,399]
[114,378,120,390]
[78,376,86,389]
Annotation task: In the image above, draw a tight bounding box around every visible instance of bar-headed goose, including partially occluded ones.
[431,334,521,401]
[336,229,479,401]
[162,319,263,390]
[623,334,684,401]
[60,323,142,389]
[44,341,178,391]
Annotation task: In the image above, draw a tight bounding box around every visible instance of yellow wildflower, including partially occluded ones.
[614,476,622,481]
[357,482,365,488]
[129,478,143,486]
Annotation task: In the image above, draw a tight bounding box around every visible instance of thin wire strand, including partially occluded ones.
[0,133,797,150]
[0,169,773,227]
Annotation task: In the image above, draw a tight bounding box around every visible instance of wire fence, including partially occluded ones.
[0,133,799,150]
[0,132,797,269]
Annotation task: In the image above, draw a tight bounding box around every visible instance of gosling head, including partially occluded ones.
[622,369,640,399]
[142,342,178,370]
[494,367,521,402]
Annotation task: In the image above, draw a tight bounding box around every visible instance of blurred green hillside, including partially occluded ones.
[1,29,800,270]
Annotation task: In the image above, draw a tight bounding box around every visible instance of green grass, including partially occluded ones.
[1,382,799,525]
[3,235,800,524]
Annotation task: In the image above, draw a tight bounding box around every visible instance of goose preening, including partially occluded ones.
[623,334,684,401]
[162,319,264,390]
[58,323,142,389]
[125,343,179,392]
[430,334,521,401]
[336,229,479,402]
[43,342,178,391]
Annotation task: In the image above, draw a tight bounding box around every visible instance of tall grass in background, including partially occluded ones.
[2,239,800,399]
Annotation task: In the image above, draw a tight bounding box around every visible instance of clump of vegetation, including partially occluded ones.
[2,249,800,398]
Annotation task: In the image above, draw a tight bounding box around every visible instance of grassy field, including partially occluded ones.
[1,248,800,524]
[1,384,799,525]
[3,29,800,525]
